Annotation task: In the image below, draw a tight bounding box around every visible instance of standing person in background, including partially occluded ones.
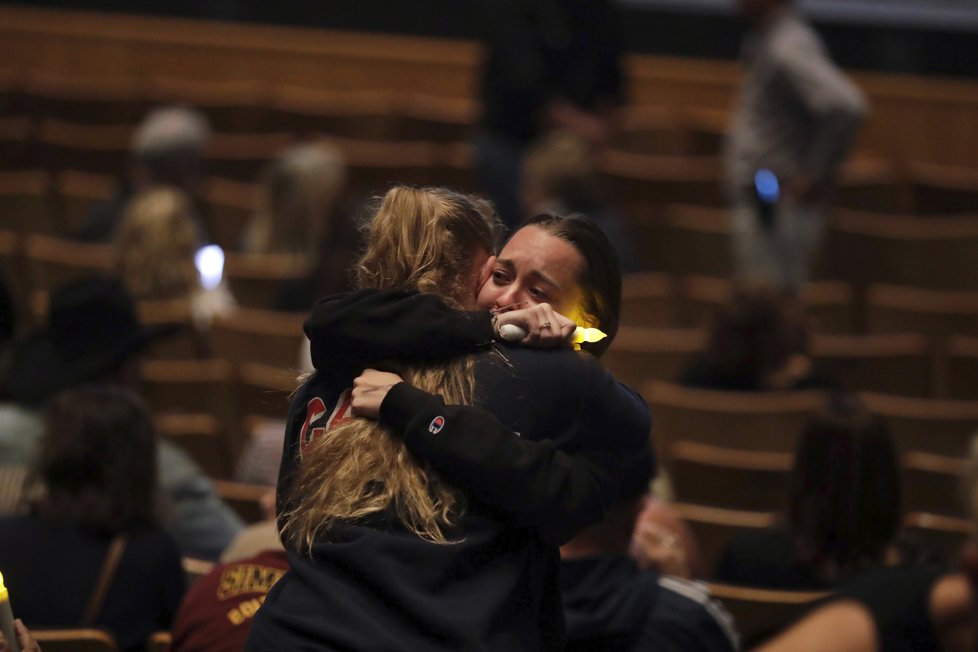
[475,0,625,230]
[726,0,867,291]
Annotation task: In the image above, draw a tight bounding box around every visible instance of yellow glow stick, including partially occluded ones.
[571,327,607,350]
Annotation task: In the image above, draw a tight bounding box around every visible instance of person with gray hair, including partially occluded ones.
[75,105,212,243]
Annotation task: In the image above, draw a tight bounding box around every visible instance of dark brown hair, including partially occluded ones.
[787,395,901,584]
[524,212,622,357]
[28,385,159,534]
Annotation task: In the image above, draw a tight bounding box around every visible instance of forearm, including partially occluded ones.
[380,383,625,545]
[304,289,493,370]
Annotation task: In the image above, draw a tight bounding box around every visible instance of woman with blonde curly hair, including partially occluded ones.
[248,186,650,651]
[112,186,235,330]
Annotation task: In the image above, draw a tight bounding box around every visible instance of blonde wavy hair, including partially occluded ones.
[281,186,501,549]
[243,142,347,257]
[112,186,201,300]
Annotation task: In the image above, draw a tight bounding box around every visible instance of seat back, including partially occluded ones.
[32,628,119,652]
[670,441,792,512]
[51,170,117,235]
[212,479,273,524]
[706,582,828,649]
[642,380,824,462]
[620,271,676,327]
[0,169,51,234]
[146,631,172,652]
[223,254,311,311]
[25,233,111,293]
[861,391,978,458]
[811,333,933,397]
[947,336,978,400]
[660,204,732,278]
[902,512,975,564]
[198,177,256,252]
[907,161,978,216]
[157,413,233,479]
[210,307,306,368]
[604,328,704,389]
[672,502,776,578]
[901,451,967,518]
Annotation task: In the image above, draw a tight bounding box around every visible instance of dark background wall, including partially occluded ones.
[5,0,977,79]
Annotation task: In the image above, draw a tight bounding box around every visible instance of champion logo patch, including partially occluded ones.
[428,416,445,434]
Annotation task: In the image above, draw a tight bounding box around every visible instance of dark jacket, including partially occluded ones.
[249,290,652,651]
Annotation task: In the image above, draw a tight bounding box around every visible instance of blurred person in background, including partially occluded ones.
[475,0,625,230]
[0,278,242,558]
[113,185,236,333]
[679,284,833,392]
[521,130,635,271]
[560,454,737,652]
[726,0,867,291]
[715,396,903,589]
[76,105,212,243]
[0,386,184,652]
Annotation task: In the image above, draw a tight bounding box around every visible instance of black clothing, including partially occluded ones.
[479,0,625,144]
[253,290,652,651]
[0,516,185,652]
[562,555,737,652]
[830,564,947,652]
[714,528,827,590]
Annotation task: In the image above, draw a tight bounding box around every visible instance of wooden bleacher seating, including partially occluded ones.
[834,159,907,214]
[680,275,856,333]
[603,327,704,389]
[433,141,480,195]
[620,271,675,327]
[398,94,475,143]
[810,333,933,398]
[0,169,51,234]
[612,106,688,156]
[658,205,733,279]
[901,451,967,518]
[35,119,131,177]
[269,86,400,140]
[222,253,311,310]
[23,70,149,125]
[671,502,776,578]
[706,582,827,649]
[147,631,172,652]
[150,77,272,134]
[198,177,256,252]
[24,233,111,293]
[825,210,978,291]
[681,107,728,157]
[157,413,233,479]
[640,380,824,462]
[141,359,236,423]
[598,153,725,219]
[868,284,978,339]
[235,361,299,423]
[906,161,978,216]
[32,628,119,652]
[137,299,211,360]
[333,137,440,199]
[902,511,975,564]
[210,307,306,368]
[669,440,792,513]
[946,336,978,400]
[204,131,293,183]
[861,391,978,458]
[212,479,273,524]
[0,115,33,170]
[51,169,117,235]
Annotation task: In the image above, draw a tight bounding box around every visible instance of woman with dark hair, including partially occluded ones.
[715,396,902,588]
[0,386,184,652]
[680,284,832,391]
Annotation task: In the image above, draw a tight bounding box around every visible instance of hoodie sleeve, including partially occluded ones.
[304,289,494,372]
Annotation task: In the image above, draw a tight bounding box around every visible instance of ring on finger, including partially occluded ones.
[540,321,551,329]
